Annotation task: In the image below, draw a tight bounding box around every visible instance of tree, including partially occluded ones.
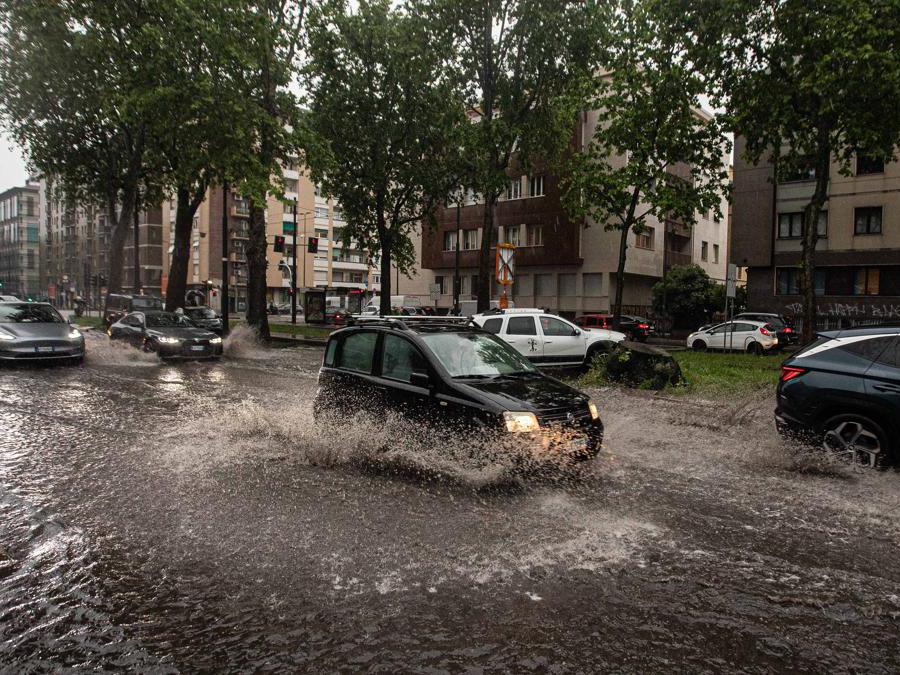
[0,0,163,294]
[558,0,729,326]
[651,264,719,330]
[304,0,466,316]
[415,0,600,311]
[677,0,900,341]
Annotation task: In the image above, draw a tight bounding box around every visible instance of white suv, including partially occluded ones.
[472,308,626,368]
[686,320,779,354]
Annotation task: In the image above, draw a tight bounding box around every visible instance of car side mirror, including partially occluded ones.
[573,328,580,336]
[410,371,431,390]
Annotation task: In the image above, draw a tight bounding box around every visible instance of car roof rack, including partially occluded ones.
[346,315,476,331]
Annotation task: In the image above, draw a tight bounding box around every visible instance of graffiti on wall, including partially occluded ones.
[783,302,900,319]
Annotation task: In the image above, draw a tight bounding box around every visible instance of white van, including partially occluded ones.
[362,295,424,314]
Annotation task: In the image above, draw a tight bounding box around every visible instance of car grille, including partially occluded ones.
[536,407,592,427]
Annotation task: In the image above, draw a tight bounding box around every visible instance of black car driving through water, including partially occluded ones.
[108,310,223,359]
[314,316,603,461]
[776,325,900,468]
[183,306,224,334]
[0,302,85,364]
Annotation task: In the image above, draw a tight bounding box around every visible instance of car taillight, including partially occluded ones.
[780,366,806,382]
[638,323,649,329]
[759,326,770,335]
[783,327,793,333]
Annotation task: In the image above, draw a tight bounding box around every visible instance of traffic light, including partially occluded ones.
[273,235,285,253]
[307,237,319,253]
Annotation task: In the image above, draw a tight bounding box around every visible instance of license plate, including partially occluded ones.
[35,346,54,353]
[190,345,207,351]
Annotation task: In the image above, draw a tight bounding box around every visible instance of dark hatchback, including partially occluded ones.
[776,326,900,468]
[108,310,223,359]
[314,317,604,461]
[184,306,224,334]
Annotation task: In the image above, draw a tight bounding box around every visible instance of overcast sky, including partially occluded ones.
[0,132,29,188]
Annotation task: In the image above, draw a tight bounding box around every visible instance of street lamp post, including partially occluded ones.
[453,190,461,314]
[221,182,230,336]
[291,200,298,325]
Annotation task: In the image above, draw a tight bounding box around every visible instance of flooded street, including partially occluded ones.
[1,334,899,672]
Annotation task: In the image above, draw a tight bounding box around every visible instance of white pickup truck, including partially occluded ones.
[472,308,626,368]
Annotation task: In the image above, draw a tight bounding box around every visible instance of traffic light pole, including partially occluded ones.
[221,182,230,337]
[291,200,298,325]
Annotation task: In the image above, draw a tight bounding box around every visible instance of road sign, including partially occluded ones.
[726,263,737,298]
[496,243,515,285]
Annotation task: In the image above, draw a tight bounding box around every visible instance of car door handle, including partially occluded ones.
[873,383,900,393]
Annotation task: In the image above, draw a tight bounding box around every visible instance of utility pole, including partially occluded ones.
[133,199,141,295]
[291,200,298,325]
[453,193,461,314]
[221,183,230,336]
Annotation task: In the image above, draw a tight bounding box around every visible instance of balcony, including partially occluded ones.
[229,228,249,240]
[231,200,251,218]
[664,250,692,269]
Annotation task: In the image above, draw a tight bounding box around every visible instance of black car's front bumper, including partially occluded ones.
[533,410,604,461]
[155,341,223,359]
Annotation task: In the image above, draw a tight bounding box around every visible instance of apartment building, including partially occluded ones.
[0,183,41,299]
[731,136,900,324]
[422,113,730,317]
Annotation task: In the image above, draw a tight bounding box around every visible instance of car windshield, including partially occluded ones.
[421,331,536,377]
[146,312,195,328]
[132,297,163,310]
[0,304,64,323]
[187,308,217,318]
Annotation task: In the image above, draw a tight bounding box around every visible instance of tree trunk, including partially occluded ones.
[476,193,496,312]
[106,192,134,295]
[245,198,270,339]
[799,133,831,342]
[165,185,196,312]
[379,228,392,316]
[613,222,630,324]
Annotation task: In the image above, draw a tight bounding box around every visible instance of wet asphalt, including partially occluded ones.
[0,331,898,672]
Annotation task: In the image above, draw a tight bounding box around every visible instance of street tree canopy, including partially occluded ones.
[304,0,466,316]
[559,0,729,326]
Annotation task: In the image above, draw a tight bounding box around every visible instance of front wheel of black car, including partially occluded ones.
[820,414,893,469]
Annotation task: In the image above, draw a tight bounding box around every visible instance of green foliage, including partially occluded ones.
[651,264,721,330]
[304,0,465,313]
[671,351,783,398]
[559,0,730,321]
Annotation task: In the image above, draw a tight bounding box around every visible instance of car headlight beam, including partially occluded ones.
[209,337,222,344]
[157,336,180,344]
[503,411,540,433]
[588,399,600,420]
[68,329,82,339]
[0,331,14,341]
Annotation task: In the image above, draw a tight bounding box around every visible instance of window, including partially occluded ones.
[856,154,885,175]
[874,337,900,368]
[525,224,543,247]
[506,178,522,200]
[284,177,299,193]
[713,244,720,264]
[504,224,522,247]
[854,267,880,295]
[338,331,377,373]
[314,184,324,198]
[534,273,554,296]
[528,175,544,197]
[463,229,478,250]
[324,338,338,366]
[583,273,602,296]
[482,318,503,334]
[315,207,329,219]
[777,268,801,295]
[559,273,576,296]
[333,208,344,222]
[635,227,654,250]
[434,275,446,295]
[381,334,427,383]
[781,158,819,182]
[778,211,827,238]
[701,241,709,261]
[854,207,882,235]
[839,336,893,362]
[507,316,537,335]
[541,316,576,337]
[442,230,458,251]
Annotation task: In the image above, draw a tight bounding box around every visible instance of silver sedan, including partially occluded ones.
[0,302,85,363]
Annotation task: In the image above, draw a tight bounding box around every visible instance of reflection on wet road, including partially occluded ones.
[1,332,898,671]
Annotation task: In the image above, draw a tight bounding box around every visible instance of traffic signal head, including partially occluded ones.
[273,235,285,253]
[307,237,319,253]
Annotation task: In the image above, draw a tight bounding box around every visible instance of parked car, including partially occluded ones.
[183,306,224,334]
[325,306,348,325]
[776,325,900,468]
[575,313,653,341]
[108,310,222,359]
[734,312,798,346]
[314,316,603,461]
[103,293,163,328]
[0,301,85,364]
[0,294,21,302]
[472,308,625,369]
[686,320,779,354]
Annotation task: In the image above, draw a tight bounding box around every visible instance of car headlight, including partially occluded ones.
[157,336,180,344]
[588,399,599,420]
[0,331,14,341]
[503,411,540,433]
[209,337,222,344]
[68,329,82,339]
